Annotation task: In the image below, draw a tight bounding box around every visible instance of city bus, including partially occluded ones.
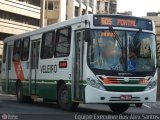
[1,14,157,113]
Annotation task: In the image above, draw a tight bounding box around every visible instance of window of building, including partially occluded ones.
[13,39,21,61]
[75,6,79,17]
[18,0,40,6]
[105,2,108,11]
[45,1,47,9]
[0,10,39,26]
[41,31,54,59]
[48,1,54,10]
[82,9,86,15]
[54,1,59,9]
[89,0,92,7]
[97,1,100,10]
[21,37,30,61]
[3,43,7,63]
[55,27,71,57]
[88,11,92,14]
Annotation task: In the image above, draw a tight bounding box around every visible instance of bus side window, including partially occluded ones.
[2,43,7,63]
[41,31,54,59]
[55,27,71,57]
[21,37,30,61]
[13,39,21,61]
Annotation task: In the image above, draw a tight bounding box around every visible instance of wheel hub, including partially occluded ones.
[61,89,68,104]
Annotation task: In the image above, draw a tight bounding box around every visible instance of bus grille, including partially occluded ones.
[97,76,150,92]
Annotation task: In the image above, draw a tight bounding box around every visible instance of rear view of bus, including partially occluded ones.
[83,15,157,113]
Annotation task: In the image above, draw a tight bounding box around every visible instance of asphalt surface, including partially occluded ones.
[0,94,160,120]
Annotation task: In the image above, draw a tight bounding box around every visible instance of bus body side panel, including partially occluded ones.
[36,58,56,100]
[27,34,56,100]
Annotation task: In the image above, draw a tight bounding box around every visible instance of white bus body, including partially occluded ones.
[1,14,157,113]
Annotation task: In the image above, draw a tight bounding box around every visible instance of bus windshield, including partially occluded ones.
[88,30,156,72]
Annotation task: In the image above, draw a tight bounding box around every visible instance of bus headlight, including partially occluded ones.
[147,81,156,89]
[86,77,106,91]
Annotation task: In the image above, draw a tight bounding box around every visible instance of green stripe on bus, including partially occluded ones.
[104,86,146,92]
[120,80,139,84]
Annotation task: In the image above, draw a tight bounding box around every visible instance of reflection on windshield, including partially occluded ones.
[88,30,156,72]
[127,32,156,71]
[88,30,125,71]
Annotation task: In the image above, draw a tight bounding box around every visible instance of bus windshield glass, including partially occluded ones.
[88,30,156,72]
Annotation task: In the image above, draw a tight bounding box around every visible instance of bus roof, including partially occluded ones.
[4,14,153,42]
[4,14,90,42]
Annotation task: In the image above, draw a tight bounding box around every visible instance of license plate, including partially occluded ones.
[120,95,132,100]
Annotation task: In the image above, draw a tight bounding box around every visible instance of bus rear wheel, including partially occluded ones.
[16,82,24,103]
[58,84,79,111]
[108,103,130,113]
[16,82,33,103]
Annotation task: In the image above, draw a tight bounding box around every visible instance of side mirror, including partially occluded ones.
[85,29,91,42]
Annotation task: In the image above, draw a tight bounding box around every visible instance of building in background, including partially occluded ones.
[0,0,41,59]
[44,0,97,26]
[147,12,160,17]
[97,0,117,14]
[117,11,133,16]
[144,12,160,101]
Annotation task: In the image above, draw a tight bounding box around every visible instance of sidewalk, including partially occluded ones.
[154,101,160,108]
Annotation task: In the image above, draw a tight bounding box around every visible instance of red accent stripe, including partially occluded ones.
[13,61,24,80]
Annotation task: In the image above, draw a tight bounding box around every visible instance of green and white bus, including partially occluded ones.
[1,14,157,113]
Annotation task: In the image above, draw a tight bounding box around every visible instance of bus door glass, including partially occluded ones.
[73,30,84,100]
[6,45,13,92]
[30,40,40,95]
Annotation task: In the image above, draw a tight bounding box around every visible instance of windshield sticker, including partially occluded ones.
[128,61,136,71]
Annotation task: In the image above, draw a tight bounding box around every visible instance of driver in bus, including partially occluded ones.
[94,39,123,71]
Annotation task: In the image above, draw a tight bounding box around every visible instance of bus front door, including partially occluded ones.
[30,40,40,95]
[73,31,84,101]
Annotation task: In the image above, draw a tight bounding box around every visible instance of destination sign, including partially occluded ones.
[93,16,153,31]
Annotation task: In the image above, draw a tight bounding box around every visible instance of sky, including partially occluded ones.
[117,0,160,17]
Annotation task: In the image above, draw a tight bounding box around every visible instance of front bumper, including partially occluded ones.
[85,85,157,103]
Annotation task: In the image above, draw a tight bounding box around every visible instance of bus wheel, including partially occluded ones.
[58,84,79,111]
[108,103,130,113]
[135,103,143,108]
[16,82,24,103]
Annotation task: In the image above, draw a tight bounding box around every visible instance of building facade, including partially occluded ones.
[97,0,117,14]
[44,0,97,26]
[117,11,133,16]
[0,0,41,58]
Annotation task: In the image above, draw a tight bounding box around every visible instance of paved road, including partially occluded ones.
[0,94,160,120]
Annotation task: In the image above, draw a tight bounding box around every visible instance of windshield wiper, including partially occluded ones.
[109,26,122,48]
[132,29,142,49]
[96,38,101,66]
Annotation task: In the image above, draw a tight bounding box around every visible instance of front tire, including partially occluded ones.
[135,103,143,108]
[57,84,79,111]
[109,103,130,113]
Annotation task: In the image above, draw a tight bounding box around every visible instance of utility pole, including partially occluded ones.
[40,0,45,27]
